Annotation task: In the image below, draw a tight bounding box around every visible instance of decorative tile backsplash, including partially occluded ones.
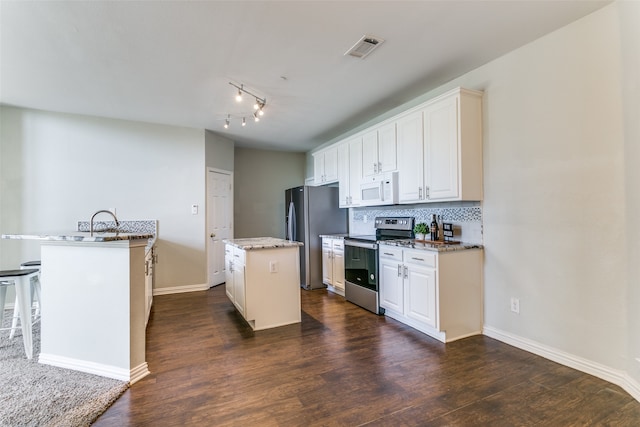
[350,202,483,244]
[77,220,157,235]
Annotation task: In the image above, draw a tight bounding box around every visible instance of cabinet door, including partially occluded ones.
[313,152,324,185]
[424,95,459,200]
[405,263,437,329]
[378,122,397,173]
[225,246,234,302]
[333,249,345,291]
[322,241,333,285]
[337,143,351,207]
[396,110,424,203]
[323,147,339,183]
[348,138,363,205]
[379,258,404,313]
[233,264,245,316]
[362,130,378,177]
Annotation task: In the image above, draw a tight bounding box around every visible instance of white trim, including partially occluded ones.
[129,362,151,385]
[153,283,210,295]
[483,326,640,402]
[39,352,149,383]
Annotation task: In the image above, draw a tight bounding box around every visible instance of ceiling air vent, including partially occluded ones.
[344,35,385,59]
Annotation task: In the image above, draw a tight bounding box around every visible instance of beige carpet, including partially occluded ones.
[0,310,129,427]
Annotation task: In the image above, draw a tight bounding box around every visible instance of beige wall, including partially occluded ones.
[309,1,640,398]
[234,147,306,238]
[205,130,234,171]
[0,107,208,290]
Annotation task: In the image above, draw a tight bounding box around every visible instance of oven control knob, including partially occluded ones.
[370,274,375,281]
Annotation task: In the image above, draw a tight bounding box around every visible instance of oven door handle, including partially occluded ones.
[344,240,377,250]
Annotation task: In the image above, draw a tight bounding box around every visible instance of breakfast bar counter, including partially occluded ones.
[2,231,153,384]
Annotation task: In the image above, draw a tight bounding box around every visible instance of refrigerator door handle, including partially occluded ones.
[287,201,296,241]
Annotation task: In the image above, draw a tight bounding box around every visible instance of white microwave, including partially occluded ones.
[360,171,398,206]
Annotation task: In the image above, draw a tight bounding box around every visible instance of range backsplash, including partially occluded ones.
[349,201,482,244]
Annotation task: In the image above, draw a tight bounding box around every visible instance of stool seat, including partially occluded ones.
[0,269,38,277]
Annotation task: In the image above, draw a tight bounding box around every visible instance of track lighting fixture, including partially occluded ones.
[221,114,260,129]
[235,85,243,102]
[223,83,268,129]
[229,82,267,111]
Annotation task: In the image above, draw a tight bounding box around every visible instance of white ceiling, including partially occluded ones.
[0,0,611,152]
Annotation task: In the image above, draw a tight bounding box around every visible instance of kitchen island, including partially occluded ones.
[224,237,303,331]
[2,231,153,383]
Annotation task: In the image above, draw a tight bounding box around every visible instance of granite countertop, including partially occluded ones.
[224,237,304,250]
[379,239,483,253]
[319,234,348,239]
[1,231,154,243]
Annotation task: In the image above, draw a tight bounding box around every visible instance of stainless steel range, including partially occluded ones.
[344,217,415,314]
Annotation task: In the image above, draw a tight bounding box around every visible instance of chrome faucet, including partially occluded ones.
[90,210,119,236]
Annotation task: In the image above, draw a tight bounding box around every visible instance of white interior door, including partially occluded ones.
[207,168,233,287]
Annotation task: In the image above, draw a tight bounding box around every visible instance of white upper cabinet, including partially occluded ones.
[397,87,483,204]
[316,87,482,205]
[313,146,339,185]
[337,137,363,207]
[362,123,397,177]
[396,110,425,203]
[424,95,459,201]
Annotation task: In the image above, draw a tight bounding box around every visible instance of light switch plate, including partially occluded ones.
[191,204,198,215]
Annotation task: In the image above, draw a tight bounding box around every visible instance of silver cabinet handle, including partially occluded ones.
[403,265,408,279]
[425,186,430,199]
[418,187,423,199]
[378,161,382,172]
[384,252,395,256]
[411,257,424,262]
[397,264,402,277]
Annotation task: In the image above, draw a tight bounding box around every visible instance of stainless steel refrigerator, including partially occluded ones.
[285,186,348,290]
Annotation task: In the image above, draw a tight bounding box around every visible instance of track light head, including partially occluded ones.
[224,119,229,129]
[242,117,246,127]
[254,112,260,122]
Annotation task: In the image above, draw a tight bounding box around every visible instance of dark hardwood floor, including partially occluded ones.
[94,285,640,426]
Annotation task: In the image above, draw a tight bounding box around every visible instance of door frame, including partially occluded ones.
[206,167,234,288]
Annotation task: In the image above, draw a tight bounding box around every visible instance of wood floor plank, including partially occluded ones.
[93,285,640,426]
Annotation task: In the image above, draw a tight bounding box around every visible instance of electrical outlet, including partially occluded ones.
[269,261,278,273]
[510,297,520,314]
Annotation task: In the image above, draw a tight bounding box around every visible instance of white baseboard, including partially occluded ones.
[153,283,210,296]
[39,352,149,384]
[483,325,640,402]
[129,362,151,385]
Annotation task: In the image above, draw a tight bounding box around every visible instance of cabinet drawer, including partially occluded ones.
[404,249,436,268]
[332,239,344,251]
[379,246,403,261]
[322,238,332,249]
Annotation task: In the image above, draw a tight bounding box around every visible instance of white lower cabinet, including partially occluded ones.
[322,237,345,296]
[379,245,483,343]
[225,245,246,316]
[144,246,155,327]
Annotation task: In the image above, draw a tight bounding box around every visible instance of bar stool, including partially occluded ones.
[9,260,42,339]
[0,269,39,359]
